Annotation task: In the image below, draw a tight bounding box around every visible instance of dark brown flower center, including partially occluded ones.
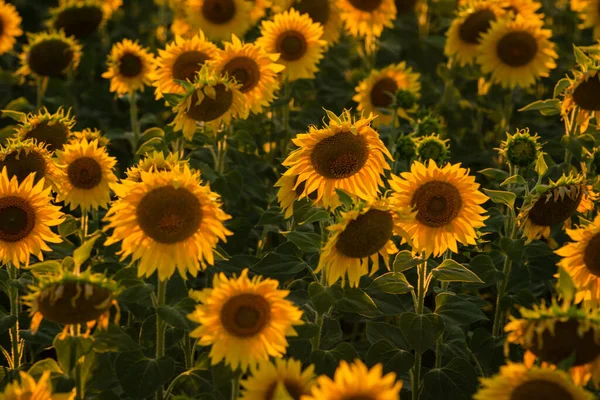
[310,130,369,179]
[294,0,331,25]
[24,121,70,152]
[67,156,103,190]
[348,0,383,12]
[186,85,234,122]
[0,150,47,184]
[202,0,236,24]
[496,31,538,67]
[265,379,307,400]
[370,77,399,108]
[54,5,104,39]
[222,56,260,92]
[0,196,36,243]
[458,9,496,44]
[395,0,418,15]
[530,319,600,366]
[220,293,271,338]
[276,31,308,61]
[136,186,202,244]
[573,75,600,111]
[119,53,143,78]
[28,39,75,78]
[584,233,600,277]
[37,281,113,325]
[173,51,211,82]
[510,380,574,400]
[411,180,462,228]
[528,187,582,227]
[335,209,394,258]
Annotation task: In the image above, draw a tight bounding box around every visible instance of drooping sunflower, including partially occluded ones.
[0,138,63,190]
[353,62,421,127]
[0,168,63,267]
[0,371,75,400]
[281,110,392,209]
[474,363,593,400]
[561,65,600,134]
[69,128,110,147]
[102,39,156,95]
[304,360,402,400]
[15,107,76,152]
[212,34,284,114]
[289,0,343,45]
[573,0,600,38]
[337,0,397,52]
[187,268,303,371]
[55,139,117,212]
[388,159,489,258]
[153,31,221,100]
[505,300,600,387]
[256,9,327,81]
[49,0,107,39]
[16,30,82,81]
[0,0,23,55]
[518,173,585,243]
[169,65,247,139]
[240,358,315,400]
[183,0,254,42]
[104,166,232,281]
[415,134,450,165]
[124,151,187,183]
[477,15,557,89]
[498,127,542,169]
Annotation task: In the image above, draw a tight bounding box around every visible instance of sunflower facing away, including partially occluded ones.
[477,15,557,89]
[124,151,187,183]
[573,0,600,38]
[290,0,343,45]
[256,8,327,81]
[15,107,76,152]
[303,359,402,400]
[104,166,232,280]
[473,363,593,400]
[561,64,600,134]
[55,139,117,212]
[70,127,110,147]
[212,34,284,114]
[183,0,253,42]
[0,371,75,400]
[153,31,221,100]
[16,30,82,81]
[388,160,488,258]
[498,127,542,169]
[281,110,392,209]
[187,268,303,371]
[337,0,397,53]
[0,168,63,267]
[102,39,156,95]
[353,62,421,126]
[0,0,23,55]
[49,0,107,39]
[240,358,315,400]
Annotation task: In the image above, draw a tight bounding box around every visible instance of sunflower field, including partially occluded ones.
[4,0,600,399]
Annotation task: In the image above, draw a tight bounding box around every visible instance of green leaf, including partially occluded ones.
[431,259,483,283]
[296,208,330,226]
[393,250,422,272]
[0,312,17,335]
[366,340,414,374]
[251,252,308,277]
[574,44,592,66]
[499,237,525,265]
[4,97,31,112]
[518,99,560,116]
[115,351,175,399]
[558,267,577,303]
[368,272,413,294]
[73,232,102,270]
[336,289,380,318]
[468,254,500,287]
[334,189,353,208]
[285,231,322,253]
[136,137,164,156]
[500,175,526,187]
[28,358,63,377]
[141,127,164,140]
[25,260,62,276]
[435,293,488,325]
[92,325,141,353]
[399,312,444,354]
[553,78,571,98]
[1,109,26,123]
[420,358,479,400]
[478,168,508,181]
[53,335,94,377]
[535,153,548,177]
[156,304,193,331]
[58,215,79,239]
[483,189,516,209]
[256,208,285,226]
[163,93,182,107]
[365,321,409,349]
[310,342,359,376]
[308,282,341,314]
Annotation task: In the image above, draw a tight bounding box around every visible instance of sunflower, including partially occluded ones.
[474,363,593,400]
[0,371,75,400]
[69,128,110,147]
[415,134,450,165]
[15,107,76,152]
[505,300,600,387]
[498,127,542,168]
[102,0,123,16]
[303,359,402,400]
[169,65,247,140]
[256,9,327,81]
[212,34,284,114]
[153,31,221,100]
[518,173,585,243]
[289,0,343,45]
[0,138,63,190]
[353,62,421,127]
[49,0,107,39]
[477,15,557,89]
[55,138,117,212]
[0,0,22,55]
[337,0,397,52]
[501,0,543,21]
[561,67,600,134]
[317,199,411,287]
[281,110,392,209]
[104,166,232,281]
[16,31,82,81]
[248,0,272,23]
[183,0,254,42]
[240,358,315,400]
[124,151,187,183]
[388,159,488,258]
[0,168,63,267]
[573,0,600,38]
[275,173,324,219]
[444,1,504,66]
[102,39,156,95]
[187,268,303,371]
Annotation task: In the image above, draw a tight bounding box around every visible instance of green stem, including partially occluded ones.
[8,263,20,370]
[36,77,48,110]
[311,271,328,351]
[129,92,140,147]
[412,259,427,400]
[231,371,241,400]
[183,332,193,370]
[412,352,422,400]
[492,210,517,337]
[155,280,167,400]
[280,81,291,157]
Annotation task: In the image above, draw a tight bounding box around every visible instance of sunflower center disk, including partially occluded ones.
[310,131,369,179]
[395,0,418,15]
[202,0,236,24]
[573,75,600,111]
[173,51,211,82]
[496,31,538,67]
[335,209,394,258]
[348,0,383,12]
[584,233,600,277]
[223,56,260,92]
[277,31,308,61]
[0,196,36,243]
[136,186,202,244]
[530,319,600,366]
[28,39,75,78]
[54,6,104,38]
[527,188,582,227]
[458,9,496,44]
[510,379,577,400]
[370,77,399,108]
[0,150,47,184]
[265,379,306,400]
[67,156,103,190]
[25,121,70,152]
[220,293,271,337]
[119,53,143,78]
[186,84,234,122]
[295,0,331,25]
[411,180,462,227]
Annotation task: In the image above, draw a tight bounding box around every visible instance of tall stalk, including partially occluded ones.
[129,91,140,146]
[412,259,428,400]
[155,280,167,400]
[8,263,20,370]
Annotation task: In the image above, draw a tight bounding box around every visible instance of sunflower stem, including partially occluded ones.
[36,77,48,110]
[155,279,167,400]
[412,259,428,400]
[231,370,241,400]
[280,80,291,157]
[8,262,20,370]
[129,91,140,148]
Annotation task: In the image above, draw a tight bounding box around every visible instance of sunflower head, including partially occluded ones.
[561,51,600,133]
[102,39,156,95]
[414,114,444,137]
[124,151,187,183]
[49,0,106,39]
[0,0,23,55]
[337,0,397,52]
[182,0,254,42]
[573,0,600,39]
[70,128,110,147]
[291,0,343,45]
[240,358,315,400]
[396,133,417,161]
[499,127,542,168]
[15,107,76,152]
[0,371,74,400]
[415,134,449,165]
